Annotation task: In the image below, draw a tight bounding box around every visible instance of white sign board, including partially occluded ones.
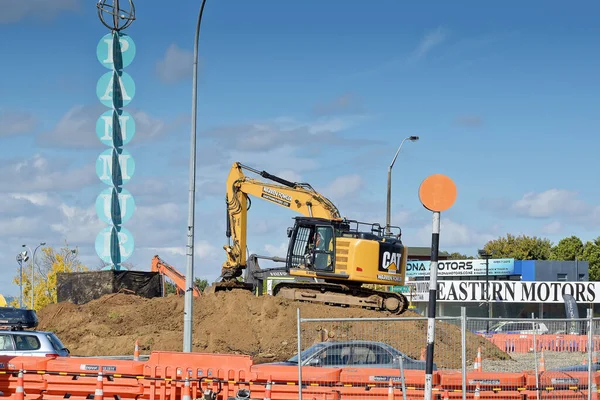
[406,258,515,278]
[409,280,599,303]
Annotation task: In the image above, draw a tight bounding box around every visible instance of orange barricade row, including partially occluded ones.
[481,333,600,353]
[0,352,599,399]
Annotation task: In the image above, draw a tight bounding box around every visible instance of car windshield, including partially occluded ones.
[287,343,327,364]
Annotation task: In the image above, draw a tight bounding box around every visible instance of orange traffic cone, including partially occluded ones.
[473,347,482,372]
[538,349,546,373]
[182,377,191,400]
[16,369,24,400]
[442,390,450,400]
[420,348,426,361]
[264,375,272,400]
[474,382,480,398]
[133,339,140,361]
[387,378,395,400]
[94,372,104,400]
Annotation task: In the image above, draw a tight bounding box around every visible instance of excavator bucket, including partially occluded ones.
[204,281,255,294]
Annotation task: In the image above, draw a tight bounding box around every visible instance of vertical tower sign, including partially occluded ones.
[95,0,137,270]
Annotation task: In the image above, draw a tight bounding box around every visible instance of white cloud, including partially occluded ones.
[510,189,588,218]
[156,44,194,84]
[325,174,364,200]
[0,0,81,25]
[0,154,95,193]
[540,221,562,235]
[415,218,495,248]
[0,109,37,136]
[37,104,184,148]
[411,27,448,61]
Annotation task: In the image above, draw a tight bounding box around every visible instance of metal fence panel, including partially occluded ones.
[295,308,599,400]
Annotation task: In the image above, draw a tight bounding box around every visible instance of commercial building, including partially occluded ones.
[402,258,594,319]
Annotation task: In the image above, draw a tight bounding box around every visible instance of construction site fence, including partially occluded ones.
[297,307,600,400]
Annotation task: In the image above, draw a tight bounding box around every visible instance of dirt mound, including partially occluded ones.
[37,291,509,369]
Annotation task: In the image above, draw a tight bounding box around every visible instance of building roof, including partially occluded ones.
[407,247,450,257]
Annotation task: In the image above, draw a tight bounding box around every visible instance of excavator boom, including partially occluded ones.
[151,255,201,297]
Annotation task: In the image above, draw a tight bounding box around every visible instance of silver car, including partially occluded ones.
[0,330,70,357]
[268,340,436,370]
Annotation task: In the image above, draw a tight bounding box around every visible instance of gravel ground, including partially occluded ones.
[475,351,592,373]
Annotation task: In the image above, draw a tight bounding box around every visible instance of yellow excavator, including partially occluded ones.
[206,161,410,314]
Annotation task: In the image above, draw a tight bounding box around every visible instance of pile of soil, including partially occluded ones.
[37,291,510,369]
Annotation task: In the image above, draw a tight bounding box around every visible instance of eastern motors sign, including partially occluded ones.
[405,258,515,278]
[409,280,600,303]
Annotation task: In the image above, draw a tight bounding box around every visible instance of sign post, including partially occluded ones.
[95,1,137,270]
[418,174,457,400]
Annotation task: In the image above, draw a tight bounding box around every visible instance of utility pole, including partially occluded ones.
[478,249,494,333]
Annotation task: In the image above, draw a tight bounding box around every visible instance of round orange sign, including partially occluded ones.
[418,174,457,212]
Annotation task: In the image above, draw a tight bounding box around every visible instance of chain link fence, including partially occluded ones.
[295,308,600,400]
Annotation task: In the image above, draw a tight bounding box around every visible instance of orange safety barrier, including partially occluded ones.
[482,333,600,353]
[0,356,52,400]
[3,352,600,399]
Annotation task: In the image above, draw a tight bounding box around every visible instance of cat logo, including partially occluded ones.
[387,262,397,272]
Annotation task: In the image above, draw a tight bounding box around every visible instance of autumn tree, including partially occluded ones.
[483,233,553,260]
[550,236,584,261]
[11,243,87,311]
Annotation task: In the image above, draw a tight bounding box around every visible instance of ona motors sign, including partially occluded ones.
[405,258,515,278]
[410,280,600,303]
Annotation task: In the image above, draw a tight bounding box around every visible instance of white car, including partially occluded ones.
[480,321,549,335]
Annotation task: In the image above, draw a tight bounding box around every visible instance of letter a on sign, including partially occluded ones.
[418,174,457,212]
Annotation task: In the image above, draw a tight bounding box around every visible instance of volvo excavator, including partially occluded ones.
[206,162,410,314]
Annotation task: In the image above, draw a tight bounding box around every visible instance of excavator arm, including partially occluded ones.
[220,162,342,281]
[151,255,201,297]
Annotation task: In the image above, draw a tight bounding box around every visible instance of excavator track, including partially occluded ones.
[272,281,409,315]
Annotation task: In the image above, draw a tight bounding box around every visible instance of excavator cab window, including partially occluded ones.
[311,225,334,272]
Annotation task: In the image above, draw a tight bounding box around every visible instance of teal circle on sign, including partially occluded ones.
[97,32,136,69]
[95,226,135,264]
[95,148,136,185]
[95,187,136,225]
[96,110,136,146]
[96,71,135,107]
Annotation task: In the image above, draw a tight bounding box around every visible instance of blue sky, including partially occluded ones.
[1,0,599,296]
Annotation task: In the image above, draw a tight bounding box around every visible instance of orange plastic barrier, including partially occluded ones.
[482,333,600,353]
[2,352,600,399]
[0,356,52,400]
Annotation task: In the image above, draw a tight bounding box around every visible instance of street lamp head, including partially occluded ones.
[409,136,419,141]
[40,242,46,246]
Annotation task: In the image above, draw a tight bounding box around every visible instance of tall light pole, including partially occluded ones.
[16,252,28,308]
[478,249,494,333]
[23,242,46,309]
[184,0,208,353]
[386,135,419,235]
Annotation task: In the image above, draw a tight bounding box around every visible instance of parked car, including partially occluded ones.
[0,330,70,357]
[475,321,549,335]
[0,307,69,358]
[265,340,436,370]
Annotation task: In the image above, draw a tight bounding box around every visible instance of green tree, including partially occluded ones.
[483,233,553,260]
[195,278,209,292]
[551,236,584,261]
[11,244,87,311]
[447,252,475,260]
[582,237,600,281]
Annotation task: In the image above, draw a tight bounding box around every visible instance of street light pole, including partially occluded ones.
[184,0,208,353]
[23,242,46,310]
[386,135,419,235]
[16,253,26,308]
